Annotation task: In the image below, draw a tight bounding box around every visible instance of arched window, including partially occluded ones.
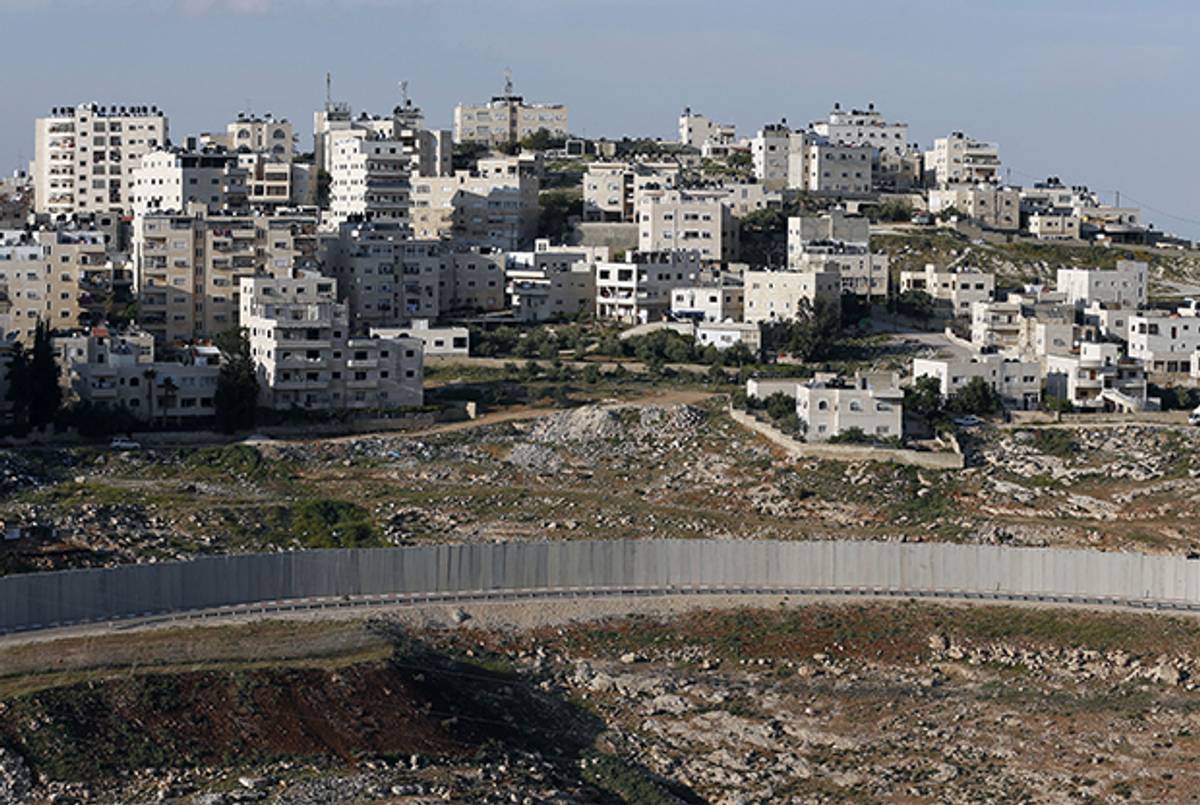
[817,400,829,411]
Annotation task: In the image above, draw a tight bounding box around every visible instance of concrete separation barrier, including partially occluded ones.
[4,540,1200,635]
[729,407,965,469]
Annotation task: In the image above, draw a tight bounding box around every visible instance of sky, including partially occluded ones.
[2,0,1199,237]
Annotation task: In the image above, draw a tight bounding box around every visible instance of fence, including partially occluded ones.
[4,540,1200,635]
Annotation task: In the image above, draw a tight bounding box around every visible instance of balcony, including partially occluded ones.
[346,358,378,369]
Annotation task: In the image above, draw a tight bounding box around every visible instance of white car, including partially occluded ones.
[109,437,141,450]
[1189,406,1200,426]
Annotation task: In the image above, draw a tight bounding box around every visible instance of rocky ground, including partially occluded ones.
[7,602,1200,803]
[3,402,1200,574]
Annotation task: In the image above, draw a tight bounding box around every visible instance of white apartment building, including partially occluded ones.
[1127,307,1200,373]
[241,275,423,411]
[970,294,1076,358]
[743,268,843,324]
[505,242,609,323]
[696,321,762,355]
[1056,261,1147,308]
[900,264,995,314]
[750,123,794,191]
[787,133,873,195]
[131,148,249,217]
[372,319,469,358]
[787,211,888,299]
[327,133,413,227]
[32,103,168,215]
[594,250,709,325]
[679,109,736,154]
[670,283,744,322]
[912,354,1041,410]
[794,373,904,442]
[454,84,568,146]
[1081,301,1133,344]
[1045,342,1150,412]
[315,99,451,179]
[57,328,220,421]
[133,206,318,344]
[410,155,541,250]
[811,102,909,157]
[924,132,1001,186]
[928,185,1019,231]
[636,189,737,261]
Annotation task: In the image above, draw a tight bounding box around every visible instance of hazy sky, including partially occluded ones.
[3,0,1199,237]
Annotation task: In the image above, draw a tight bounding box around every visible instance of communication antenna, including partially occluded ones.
[399,80,410,107]
[503,67,513,96]
[326,72,332,106]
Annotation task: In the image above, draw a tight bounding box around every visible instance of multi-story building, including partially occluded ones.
[133,206,318,344]
[1127,307,1200,373]
[57,328,220,421]
[583,161,680,222]
[899,264,995,315]
[454,80,568,146]
[1028,211,1081,240]
[913,354,1041,410]
[240,275,423,411]
[1056,261,1148,309]
[204,113,294,160]
[669,283,744,322]
[1044,342,1150,411]
[315,89,451,179]
[678,108,736,155]
[924,132,1001,186]
[811,102,909,157]
[636,189,737,261]
[131,147,248,217]
[505,242,609,322]
[327,133,414,227]
[787,211,888,299]
[371,319,469,358]
[32,103,168,216]
[594,250,709,324]
[410,155,541,250]
[970,293,1076,358]
[743,268,843,323]
[696,321,762,356]
[750,122,794,191]
[0,227,119,342]
[787,133,874,195]
[927,184,1019,231]
[793,372,904,441]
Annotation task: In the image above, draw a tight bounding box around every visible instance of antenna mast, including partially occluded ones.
[325,72,332,107]
[504,67,513,96]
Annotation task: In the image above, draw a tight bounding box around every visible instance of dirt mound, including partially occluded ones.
[528,403,707,445]
[0,649,601,786]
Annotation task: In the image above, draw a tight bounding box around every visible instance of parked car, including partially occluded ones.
[1189,406,1200,426]
[109,437,141,450]
[953,415,984,428]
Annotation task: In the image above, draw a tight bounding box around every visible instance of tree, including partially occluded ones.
[904,375,944,422]
[936,205,961,222]
[6,321,62,432]
[537,189,582,242]
[315,169,332,208]
[213,327,259,433]
[519,128,566,152]
[762,298,840,362]
[894,290,936,322]
[946,376,1003,416]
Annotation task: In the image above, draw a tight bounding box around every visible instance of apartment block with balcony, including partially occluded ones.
[924,132,1001,186]
[1044,342,1150,412]
[636,189,737,262]
[670,283,744,323]
[410,154,541,251]
[131,147,249,217]
[594,250,710,325]
[32,103,168,216]
[743,268,843,324]
[327,134,413,228]
[1127,306,1200,374]
[506,242,609,323]
[928,184,1020,231]
[787,211,888,300]
[454,85,568,146]
[583,162,680,222]
[241,276,422,411]
[133,206,318,344]
[1056,261,1147,309]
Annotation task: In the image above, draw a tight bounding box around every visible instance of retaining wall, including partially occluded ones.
[4,540,1200,635]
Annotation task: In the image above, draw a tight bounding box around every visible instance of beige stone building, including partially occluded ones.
[583,161,680,222]
[454,80,568,146]
[636,189,737,261]
[900,264,995,315]
[133,206,318,344]
[928,185,1019,231]
[743,268,842,324]
[131,147,248,217]
[410,155,541,250]
[32,103,168,216]
[913,354,1042,410]
[241,275,423,411]
[1056,261,1147,309]
[595,250,710,324]
[787,211,888,299]
[787,372,904,441]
